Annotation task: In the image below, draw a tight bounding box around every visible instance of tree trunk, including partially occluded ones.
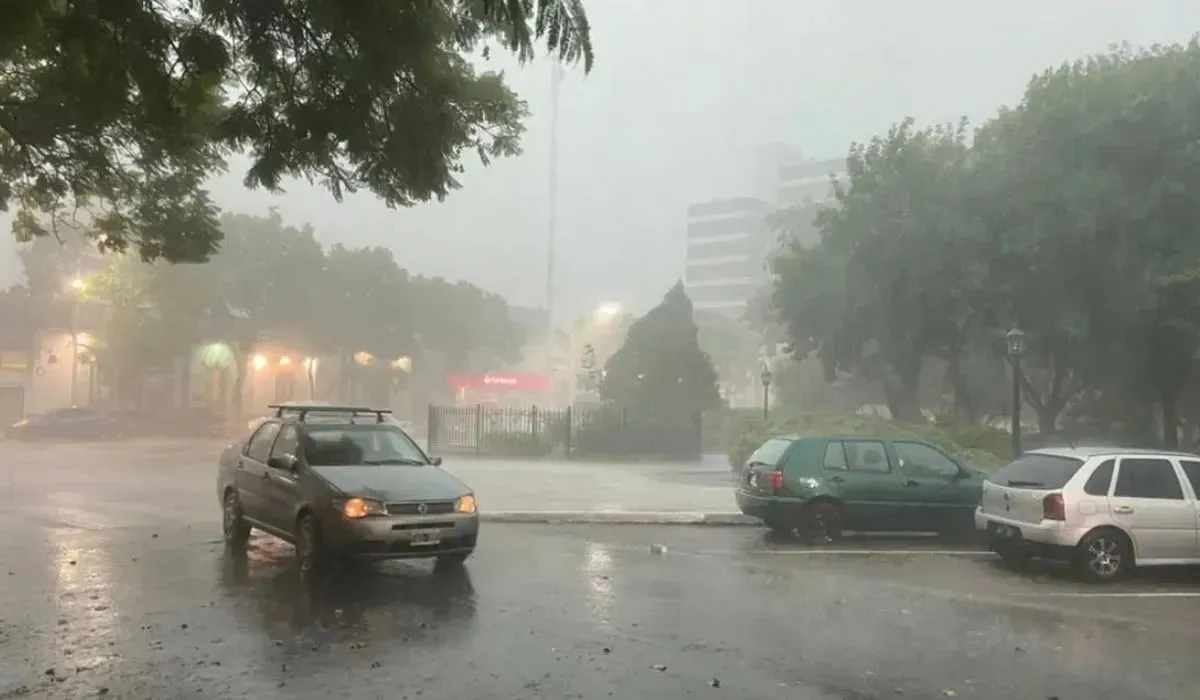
[231,352,246,415]
[945,354,975,422]
[882,370,923,423]
[1161,386,1180,449]
[1036,402,1061,435]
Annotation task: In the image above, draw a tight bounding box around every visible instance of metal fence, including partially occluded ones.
[426,404,702,460]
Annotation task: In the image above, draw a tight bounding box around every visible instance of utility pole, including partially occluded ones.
[545,60,563,333]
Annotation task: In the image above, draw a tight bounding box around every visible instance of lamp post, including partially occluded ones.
[68,277,84,406]
[760,366,773,420]
[1006,326,1027,456]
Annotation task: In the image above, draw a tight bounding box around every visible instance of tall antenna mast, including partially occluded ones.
[545,60,563,333]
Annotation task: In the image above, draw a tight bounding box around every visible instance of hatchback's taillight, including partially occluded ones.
[765,470,785,490]
[1042,493,1066,521]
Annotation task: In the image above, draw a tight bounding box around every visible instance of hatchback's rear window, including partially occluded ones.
[988,453,1086,489]
[746,438,793,467]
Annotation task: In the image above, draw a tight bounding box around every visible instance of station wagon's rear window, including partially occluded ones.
[988,453,1085,489]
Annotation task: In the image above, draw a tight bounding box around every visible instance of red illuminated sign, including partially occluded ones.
[447,373,550,391]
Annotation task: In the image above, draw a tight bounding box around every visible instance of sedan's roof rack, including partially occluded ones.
[268,403,393,424]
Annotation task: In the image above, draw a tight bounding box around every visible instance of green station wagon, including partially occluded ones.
[735,435,986,543]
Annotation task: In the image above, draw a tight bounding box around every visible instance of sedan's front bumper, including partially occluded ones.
[324,512,480,560]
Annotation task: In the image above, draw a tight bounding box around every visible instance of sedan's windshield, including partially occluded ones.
[302,425,428,467]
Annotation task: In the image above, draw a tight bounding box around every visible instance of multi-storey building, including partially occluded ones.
[774,155,845,248]
[683,197,773,319]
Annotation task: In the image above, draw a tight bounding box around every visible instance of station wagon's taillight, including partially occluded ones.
[1042,493,1066,521]
[765,470,785,491]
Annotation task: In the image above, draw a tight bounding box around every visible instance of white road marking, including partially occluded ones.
[750,549,992,557]
[1034,591,1200,598]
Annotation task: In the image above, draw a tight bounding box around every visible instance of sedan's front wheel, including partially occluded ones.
[295,515,328,574]
[222,491,251,548]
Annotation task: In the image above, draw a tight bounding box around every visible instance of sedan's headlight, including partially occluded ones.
[336,497,386,519]
[455,494,477,514]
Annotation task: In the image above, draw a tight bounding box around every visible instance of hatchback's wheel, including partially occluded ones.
[798,502,843,545]
[1074,529,1131,583]
[295,515,327,574]
[435,551,472,570]
[222,491,251,547]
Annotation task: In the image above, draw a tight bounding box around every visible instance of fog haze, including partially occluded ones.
[3,0,1197,321]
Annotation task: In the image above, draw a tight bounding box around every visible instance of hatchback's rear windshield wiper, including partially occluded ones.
[1006,480,1044,487]
[363,458,426,465]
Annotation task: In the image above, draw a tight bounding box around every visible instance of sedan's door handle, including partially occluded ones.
[828,476,845,483]
[1113,505,1134,514]
[904,480,919,487]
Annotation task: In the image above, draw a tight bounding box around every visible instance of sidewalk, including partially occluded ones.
[438,457,751,524]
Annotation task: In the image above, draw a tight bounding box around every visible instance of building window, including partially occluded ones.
[687,216,765,241]
[685,282,757,306]
[686,260,763,284]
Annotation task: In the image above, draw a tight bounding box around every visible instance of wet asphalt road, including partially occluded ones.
[3,444,1200,698]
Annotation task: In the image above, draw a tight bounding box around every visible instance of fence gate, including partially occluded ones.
[426,404,701,460]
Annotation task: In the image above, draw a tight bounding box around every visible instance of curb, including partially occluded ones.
[479,511,757,526]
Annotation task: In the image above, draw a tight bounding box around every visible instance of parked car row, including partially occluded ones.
[735,434,1200,583]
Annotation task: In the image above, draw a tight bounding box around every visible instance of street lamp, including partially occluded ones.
[1006,326,1027,456]
[68,277,85,405]
[595,302,621,320]
[760,366,773,420]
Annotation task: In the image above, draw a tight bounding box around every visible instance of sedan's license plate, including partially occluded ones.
[409,529,442,546]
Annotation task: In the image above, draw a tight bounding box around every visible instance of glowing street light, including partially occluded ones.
[595,302,621,320]
[69,278,85,291]
[251,354,268,371]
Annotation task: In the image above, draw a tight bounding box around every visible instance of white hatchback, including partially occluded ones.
[975,446,1200,582]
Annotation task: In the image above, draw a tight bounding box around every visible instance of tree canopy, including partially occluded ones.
[20,209,525,406]
[601,282,721,416]
[770,41,1200,447]
[1,0,593,261]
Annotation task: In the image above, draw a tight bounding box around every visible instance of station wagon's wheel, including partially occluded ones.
[798,502,843,545]
[222,490,251,548]
[1074,529,1131,583]
[295,514,328,575]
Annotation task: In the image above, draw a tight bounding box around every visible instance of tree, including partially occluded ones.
[407,275,525,377]
[15,221,107,298]
[203,212,327,410]
[773,120,981,422]
[694,309,763,400]
[974,43,1200,444]
[317,244,417,405]
[601,282,721,415]
[85,257,210,403]
[1,0,594,261]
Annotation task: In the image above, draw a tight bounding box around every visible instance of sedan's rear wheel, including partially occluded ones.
[222,491,251,548]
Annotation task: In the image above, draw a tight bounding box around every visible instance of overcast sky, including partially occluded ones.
[3,0,1198,323]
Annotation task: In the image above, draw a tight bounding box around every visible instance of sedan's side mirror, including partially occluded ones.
[430,456,443,467]
[268,454,298,471]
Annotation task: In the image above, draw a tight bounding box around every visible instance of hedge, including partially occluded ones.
[716,409,1010,472]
